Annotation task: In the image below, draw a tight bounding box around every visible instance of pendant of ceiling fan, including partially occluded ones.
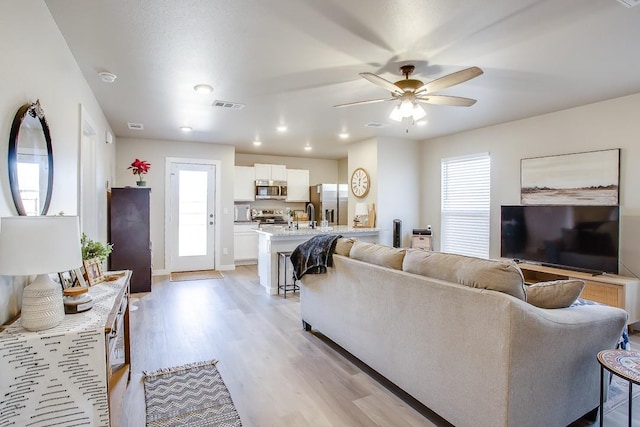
[333,64,483,112]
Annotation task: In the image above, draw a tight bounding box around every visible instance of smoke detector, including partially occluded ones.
[98,71,117,83]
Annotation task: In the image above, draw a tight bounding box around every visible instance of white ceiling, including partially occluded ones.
[44,0,640,159]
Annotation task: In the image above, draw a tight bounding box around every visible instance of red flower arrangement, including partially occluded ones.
[128,158,151,184]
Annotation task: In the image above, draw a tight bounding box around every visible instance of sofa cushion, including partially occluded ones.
[402,249,526,300]
[349,241,406,270]
[334,237,356,257]
[525,279,585,309]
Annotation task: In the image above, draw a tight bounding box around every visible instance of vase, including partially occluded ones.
[136,181,146,187]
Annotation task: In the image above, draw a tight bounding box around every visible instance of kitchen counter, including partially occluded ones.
[255,226,380,294]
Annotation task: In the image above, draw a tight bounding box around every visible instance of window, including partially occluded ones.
[441,153,490,258]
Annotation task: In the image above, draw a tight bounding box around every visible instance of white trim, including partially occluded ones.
[164,157,222,274]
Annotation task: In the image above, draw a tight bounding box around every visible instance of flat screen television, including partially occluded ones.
[501,205,619,274]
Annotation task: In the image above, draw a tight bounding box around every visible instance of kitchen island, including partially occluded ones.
[255,226,380,294]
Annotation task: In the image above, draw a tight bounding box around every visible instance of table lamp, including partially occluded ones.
[0,216,82,331]
[354,203,369,227]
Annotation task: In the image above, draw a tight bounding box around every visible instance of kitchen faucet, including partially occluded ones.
[306,203,315,229]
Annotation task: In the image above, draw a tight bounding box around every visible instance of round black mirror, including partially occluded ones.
[8,100,54,216]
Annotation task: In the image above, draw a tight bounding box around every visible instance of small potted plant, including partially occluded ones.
[128,158,151,186]
[81,233,113,262]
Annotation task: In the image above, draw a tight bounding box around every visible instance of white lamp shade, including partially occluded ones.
[354,203,369,216]
[389,105,403,122]
[0,216,82,276]
[412,104,426,120]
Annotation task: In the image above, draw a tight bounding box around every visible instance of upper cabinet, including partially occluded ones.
[286,169,310,202]
[255,163,286,181]
[234,166,255,201]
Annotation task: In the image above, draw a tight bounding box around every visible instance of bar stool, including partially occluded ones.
[277,251,299,298]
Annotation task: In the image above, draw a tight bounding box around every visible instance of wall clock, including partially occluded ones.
[350,167,370,198]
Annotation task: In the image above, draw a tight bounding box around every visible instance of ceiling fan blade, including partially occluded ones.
[359,72,403,95]
[415,66,483,95]
[333,98,395,108]
[416,95,477,107]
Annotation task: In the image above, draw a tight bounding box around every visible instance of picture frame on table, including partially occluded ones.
[58,271,75,289]
[83,258,105,286]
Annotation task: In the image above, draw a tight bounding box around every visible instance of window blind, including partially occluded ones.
[441,153,490,258]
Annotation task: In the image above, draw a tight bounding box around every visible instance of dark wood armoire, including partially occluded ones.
[108,187,152,293]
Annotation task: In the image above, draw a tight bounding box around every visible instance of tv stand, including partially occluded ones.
[519,263,640,327]
[538,262,604,277]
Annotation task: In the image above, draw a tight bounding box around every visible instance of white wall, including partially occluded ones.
[420,92,640,277]
[0,0,115,324]
[235,153,339,185]
[347,139,377,227]
[377,137,421,246]
[116,137,236,272]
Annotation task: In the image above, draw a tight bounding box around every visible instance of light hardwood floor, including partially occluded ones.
[119,265,639,426]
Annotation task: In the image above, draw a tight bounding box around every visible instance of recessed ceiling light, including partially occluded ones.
[416,120,428,126]
[194,84,213,94]
[276,125,288,132]
[304,145,312,151]
[180,126,192,132]
[253,140,262,146]
[98,71,117,83]
[339,132,350,139]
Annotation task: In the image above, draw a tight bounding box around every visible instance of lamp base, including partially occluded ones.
[21,274,65,331]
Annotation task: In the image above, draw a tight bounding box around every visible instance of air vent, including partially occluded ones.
[365,122,388,128]
[617,0,640,7]
[212,100,245,109]
[127,122,144,130]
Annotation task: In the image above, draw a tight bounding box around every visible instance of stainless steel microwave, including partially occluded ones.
[255,180,287,200]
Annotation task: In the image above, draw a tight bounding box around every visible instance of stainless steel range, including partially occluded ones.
[251,209,288,225]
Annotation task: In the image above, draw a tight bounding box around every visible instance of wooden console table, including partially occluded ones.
[519,263,640,325]
[0,270,131,427]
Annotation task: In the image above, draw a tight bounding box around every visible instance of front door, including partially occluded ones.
[167,160,216,272]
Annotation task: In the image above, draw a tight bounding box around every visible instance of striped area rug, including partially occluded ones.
[143,360,242,427]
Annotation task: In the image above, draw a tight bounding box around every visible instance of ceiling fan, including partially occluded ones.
[334,64,483,121]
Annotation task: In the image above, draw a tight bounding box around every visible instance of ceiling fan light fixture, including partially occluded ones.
[400,99,414,116]
[389,105,403,122]
[412,104,426,121]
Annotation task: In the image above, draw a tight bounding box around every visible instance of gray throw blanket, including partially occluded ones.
[290,234,342,281]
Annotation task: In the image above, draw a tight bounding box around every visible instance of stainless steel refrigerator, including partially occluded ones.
[309,183,348,225]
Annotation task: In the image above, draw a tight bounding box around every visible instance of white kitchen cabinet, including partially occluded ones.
[234,223,259,264]
[234,166,255,201]
[286,169,310,202]
[254,163,287,181]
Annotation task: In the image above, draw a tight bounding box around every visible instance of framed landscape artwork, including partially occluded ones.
[520,149,620,205]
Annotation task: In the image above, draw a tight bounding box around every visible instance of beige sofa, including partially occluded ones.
[299,241,627,427]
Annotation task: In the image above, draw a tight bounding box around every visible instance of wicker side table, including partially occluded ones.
[598,350,640,426]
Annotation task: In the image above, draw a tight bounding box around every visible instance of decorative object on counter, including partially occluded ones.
[0,216,82,331]
[128,158,151,186]
[367,203,377,227]
[350,167,370,198]
[84,257,106,286]
[62,286,93,314]
[58,268,86,289]
[354,202,368,227]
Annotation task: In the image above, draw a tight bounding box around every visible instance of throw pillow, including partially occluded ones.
[525,279,585,309]
[334,237,356,257]
[402,249,527,300]
[349,241,406,270]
